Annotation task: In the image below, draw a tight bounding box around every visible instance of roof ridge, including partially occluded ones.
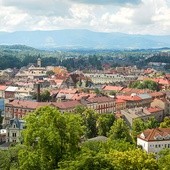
[146,128,155,141]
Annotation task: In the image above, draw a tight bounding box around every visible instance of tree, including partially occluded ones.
[97,114,115,136]
[132,118,146,141]
[158,149,170,170]
[160,117,170,128]
[81,109,98,139]
[59,151,114,170]
[32,90,51,102]
[46,70,55,77]
[75,105,86,114]
[107,149,158,170]
[132,117,159,142]
[147,117,159,129]
[18,106,84,170]
[109,90,116,96]
[0,145,23,170]
[108,118,132,143]
[40,90,51,102]
[129,80,160,91]
[94,88,101,95]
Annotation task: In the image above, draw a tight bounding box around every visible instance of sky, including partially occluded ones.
[0,0,170,35]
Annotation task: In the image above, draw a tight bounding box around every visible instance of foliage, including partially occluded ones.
[81,109,98,138]
[18,106,84,170]
[107,149,158,170]
[158,149,170,170]
[129,80,160,91]
[109,90,116,96]
[40,90,51,102]
[0,145,23,170]
[132,117,159,141]
[59,143,158,170]
[46,70,55,76]
[160,117,170,128]
[75,105,86,114]
[108,118,132,143]
[96,114,115,136]
[32,90,51,102]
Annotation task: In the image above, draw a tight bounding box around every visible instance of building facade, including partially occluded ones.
[137,128,170,154]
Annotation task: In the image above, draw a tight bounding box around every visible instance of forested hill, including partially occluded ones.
[0,29,170,49]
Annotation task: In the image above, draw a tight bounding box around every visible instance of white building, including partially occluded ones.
[6,118,25,143]
[137,128,170,154]
[84,73,137,84]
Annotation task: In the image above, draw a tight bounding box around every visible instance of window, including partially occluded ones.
[12,133,16,137]
[155,145,157,148]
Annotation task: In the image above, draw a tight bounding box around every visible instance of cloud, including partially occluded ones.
[70,0,142,5]
[0,0,70,17]
[0,0,170,35]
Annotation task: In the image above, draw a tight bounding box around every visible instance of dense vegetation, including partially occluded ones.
[0,45,165,71]
[1,106,170,170]
[129,80,160,91]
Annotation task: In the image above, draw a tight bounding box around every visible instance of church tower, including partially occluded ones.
[37,58,41,67]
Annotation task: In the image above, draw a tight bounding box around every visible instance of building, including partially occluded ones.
[115,99,126,112]
[6,118,25,143]
[121,107,164,127]
[0,85,7,98]
[137,128,170,153]
[151,98,170,116]
[85,96,116,114]
[0,129,6,144]
[84,73,137,84]
[102,85,124,95]
[15,58,47,80]
[5,86,18,99]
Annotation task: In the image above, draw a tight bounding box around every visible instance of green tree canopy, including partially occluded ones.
[129,80,160,91]
[158,149,170,170]
[81,109,98,139]
[108,118,132,143]
[18,106,84,170]
[97,114,115,136]
[160,117,170,128]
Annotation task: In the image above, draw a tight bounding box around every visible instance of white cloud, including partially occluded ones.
[0,0,169,34]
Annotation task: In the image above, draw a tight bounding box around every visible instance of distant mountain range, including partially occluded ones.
[0,29,170,50]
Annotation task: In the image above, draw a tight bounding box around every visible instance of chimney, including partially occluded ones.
[37,83,41,102]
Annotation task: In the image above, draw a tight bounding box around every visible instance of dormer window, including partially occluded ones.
[13,124,16,128]
[154,134,163,140]
[164,134,170,140]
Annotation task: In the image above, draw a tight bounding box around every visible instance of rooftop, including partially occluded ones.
[138,128,170,141]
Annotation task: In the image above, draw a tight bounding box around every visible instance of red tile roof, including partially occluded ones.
[153,78,170,85]
[116,99,126,104]
[53,100,82,109]
[6,100,49,109]
[6,99,82,110]
[117,95,142,101]
[138,128,170,141]
[71,93,96,100]
[149,92,165,98]
[0,85,8,91]
[87,96,115,103]
[58,89,78,94]
[147,107,163,113]
[102,86,123,91]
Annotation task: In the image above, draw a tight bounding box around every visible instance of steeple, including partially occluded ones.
[37,58,41,67]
